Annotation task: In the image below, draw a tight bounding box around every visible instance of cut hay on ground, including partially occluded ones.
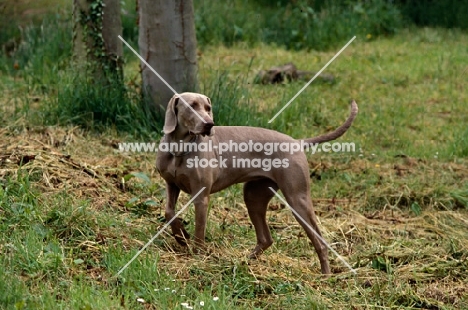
[1,124,467,308]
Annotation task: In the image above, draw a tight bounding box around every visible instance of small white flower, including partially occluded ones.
[213,296,219,301]
[200,301,205,306]
[137,298,145,303]
[181,303,189,307]
[154,289,159,292]
[164,287,170,291]
[171,289,176,293]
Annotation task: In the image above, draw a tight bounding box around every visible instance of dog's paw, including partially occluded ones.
[248,247,264,259]
[248,252,259,260]
[171,218,190,246]
[174,232,190,246]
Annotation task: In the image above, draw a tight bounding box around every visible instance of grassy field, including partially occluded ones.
[1,3,468,309]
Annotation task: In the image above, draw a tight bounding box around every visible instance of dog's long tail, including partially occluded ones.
[302,100,358,146]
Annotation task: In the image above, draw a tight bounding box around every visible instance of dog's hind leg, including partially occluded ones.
[277,176,331,274]
[243,179,278,258]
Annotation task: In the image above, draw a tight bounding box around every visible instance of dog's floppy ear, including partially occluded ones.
[163,95,179,134]
[205,96,215,136]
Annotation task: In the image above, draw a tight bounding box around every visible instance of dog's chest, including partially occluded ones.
[157,156,192,193]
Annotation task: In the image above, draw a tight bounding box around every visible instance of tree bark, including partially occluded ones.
[138,0,198,115]
[102,0,123,74]
[73,0,123,80]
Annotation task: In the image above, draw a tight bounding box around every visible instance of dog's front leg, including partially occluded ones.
[165,182,190,245]
[193,193,210,249]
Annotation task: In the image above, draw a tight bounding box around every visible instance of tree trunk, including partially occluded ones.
[138,0,198,115]
[73,0,123,80]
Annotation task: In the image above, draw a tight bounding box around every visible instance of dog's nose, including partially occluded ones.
[202,121,215,136]
[204,121,214,129]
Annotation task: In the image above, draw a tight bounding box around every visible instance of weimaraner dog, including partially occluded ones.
[156,92,358,274]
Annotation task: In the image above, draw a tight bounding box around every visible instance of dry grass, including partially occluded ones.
[1,121,467,309]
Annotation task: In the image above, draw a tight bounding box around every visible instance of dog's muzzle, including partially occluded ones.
[201,121,214,136]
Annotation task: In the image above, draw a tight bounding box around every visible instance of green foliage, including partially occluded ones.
[0,264,26,310]
[450,190,468,209]
[398,0,468,29]
[77,0,123,78]
[194,0,468,50]
[0,174,39,233]
[121,0,139,46]
[0,1,160,138]
[0,15,72,85]
[203,69,263,127]
[449,128,468,157]
[195,0,403,51]
[43,74,162,138]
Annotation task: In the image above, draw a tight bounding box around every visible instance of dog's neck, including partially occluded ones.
[164,126,199,157]
[165,126,198,143]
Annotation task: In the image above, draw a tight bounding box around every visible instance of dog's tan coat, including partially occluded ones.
[157,92,358,274]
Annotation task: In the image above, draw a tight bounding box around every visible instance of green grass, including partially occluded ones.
[198,28,468,161]
[1,2,468,309]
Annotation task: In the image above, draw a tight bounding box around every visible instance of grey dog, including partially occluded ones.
[156,92,358,274]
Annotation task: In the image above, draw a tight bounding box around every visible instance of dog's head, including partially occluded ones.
[163,92,215,137]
